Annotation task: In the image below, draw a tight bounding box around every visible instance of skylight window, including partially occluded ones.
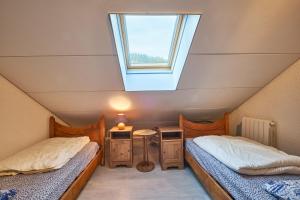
[121,15,182,71]
[110,13,200,91]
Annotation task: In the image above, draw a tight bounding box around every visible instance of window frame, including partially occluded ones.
[118,14,185,72]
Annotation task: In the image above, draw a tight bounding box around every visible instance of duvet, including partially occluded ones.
[0,136,90,176]
[193,135,300,175]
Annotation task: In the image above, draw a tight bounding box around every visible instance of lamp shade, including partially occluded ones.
[115,113,127,124]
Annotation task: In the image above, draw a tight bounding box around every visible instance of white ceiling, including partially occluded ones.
[0,0,299,128]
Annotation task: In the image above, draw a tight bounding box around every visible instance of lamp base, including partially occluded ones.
[117,122,125,130]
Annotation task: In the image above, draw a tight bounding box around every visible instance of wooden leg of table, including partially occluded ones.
[136,135,155,172]
[145,136,148,163]
[143,136,146,162]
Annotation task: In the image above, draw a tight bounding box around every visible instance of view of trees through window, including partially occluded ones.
[129,53,168,65]
[124,15,178,67]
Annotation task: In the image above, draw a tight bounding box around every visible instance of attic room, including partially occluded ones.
[0,0,299,199]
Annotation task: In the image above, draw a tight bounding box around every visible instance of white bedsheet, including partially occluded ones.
[0,136,90,176]
[193,135,300,175]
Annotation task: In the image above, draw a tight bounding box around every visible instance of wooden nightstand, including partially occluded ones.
[159,127,184,170]
[109,126,133,168]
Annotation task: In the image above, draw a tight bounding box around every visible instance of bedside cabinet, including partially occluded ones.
[109,126,133,168]
[159,127,184,170]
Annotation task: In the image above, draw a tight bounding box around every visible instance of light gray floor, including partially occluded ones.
[78,138,211,200]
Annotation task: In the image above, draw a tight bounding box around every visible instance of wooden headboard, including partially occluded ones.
[179,113,229,138]
[49,116,106,149]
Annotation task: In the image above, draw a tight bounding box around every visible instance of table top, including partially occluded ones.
[159,127,183,132]
[110,126,133,132]
[133,129,157,136]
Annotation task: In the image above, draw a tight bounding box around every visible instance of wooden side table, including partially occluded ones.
[109,126,133,168]
[133,129,157,172]
[159,127,184,170]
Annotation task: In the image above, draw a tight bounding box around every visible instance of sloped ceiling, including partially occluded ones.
[0,0,299,128]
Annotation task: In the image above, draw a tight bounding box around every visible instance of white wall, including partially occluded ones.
[229,59,300,155]
[1,0,299,127]
[0,75,68,160]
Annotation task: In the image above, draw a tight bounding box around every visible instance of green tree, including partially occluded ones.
[129,53,167,64]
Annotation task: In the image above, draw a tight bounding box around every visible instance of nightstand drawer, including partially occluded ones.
[110,140,131,162]
[162,140,183,163]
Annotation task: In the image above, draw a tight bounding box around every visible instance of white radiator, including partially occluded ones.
[241,117,276,147]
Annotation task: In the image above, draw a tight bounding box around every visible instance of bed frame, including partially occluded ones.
[179,113,233,200]
[49,116,106,200]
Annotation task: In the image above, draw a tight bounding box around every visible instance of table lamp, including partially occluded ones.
[116,113,127,130]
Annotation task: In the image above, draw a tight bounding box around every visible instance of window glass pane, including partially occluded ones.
[124,15,178,67]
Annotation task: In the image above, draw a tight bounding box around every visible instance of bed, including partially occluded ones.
[180,113,300,200]
[0,116,105,200]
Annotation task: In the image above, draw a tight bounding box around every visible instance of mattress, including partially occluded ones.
[185,139,300,200]
[0,142,99,200]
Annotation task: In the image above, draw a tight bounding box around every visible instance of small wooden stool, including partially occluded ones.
[133,129,157,172]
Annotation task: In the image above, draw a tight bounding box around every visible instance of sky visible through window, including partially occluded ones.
[124,15,178,67]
